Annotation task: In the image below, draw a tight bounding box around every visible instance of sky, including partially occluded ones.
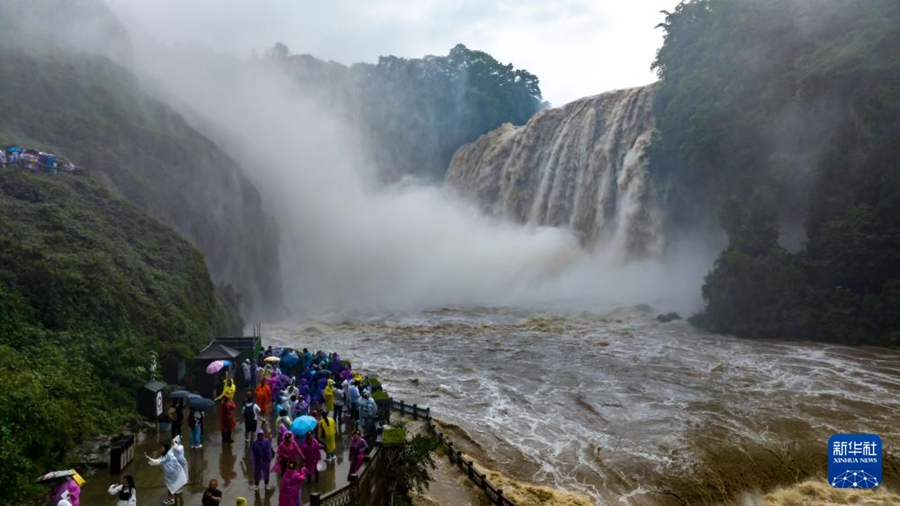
[108,0,680,106]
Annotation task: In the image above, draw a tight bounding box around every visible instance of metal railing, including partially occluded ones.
[390,399,518,506]
[309,445,383,506]
[308,398,519,506]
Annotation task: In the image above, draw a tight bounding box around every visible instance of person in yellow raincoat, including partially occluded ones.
[323,379,335,415]
[317,412,337,461]
[215,378,236,402]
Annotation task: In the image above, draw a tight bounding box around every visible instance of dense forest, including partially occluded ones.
[271,43,547,180]
[650,0,900,344]
[0,170,242,503]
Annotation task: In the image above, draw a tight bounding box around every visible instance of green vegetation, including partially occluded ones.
[393,434,439,505]
[651,0,900,344]
[382,420,439,506]
[273,43,546,179]
[0,170,241,503]
[0,41,282,317]
[381,425,407,445]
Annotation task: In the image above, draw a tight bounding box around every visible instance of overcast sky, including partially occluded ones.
[109,0,680,106]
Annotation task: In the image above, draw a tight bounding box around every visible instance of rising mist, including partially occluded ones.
[101,9,714,318]
[11,0,709,318]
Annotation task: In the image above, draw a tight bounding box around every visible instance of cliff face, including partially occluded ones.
[447,85,662,256]
[0,44,283,317]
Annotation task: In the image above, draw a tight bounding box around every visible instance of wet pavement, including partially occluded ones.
[79,391,357,506]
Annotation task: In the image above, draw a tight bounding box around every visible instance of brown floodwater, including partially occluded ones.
[263,307,900,505]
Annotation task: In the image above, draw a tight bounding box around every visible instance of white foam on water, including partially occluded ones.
[265,311,900,504]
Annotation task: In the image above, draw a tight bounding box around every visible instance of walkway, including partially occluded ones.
[78,392,357,506]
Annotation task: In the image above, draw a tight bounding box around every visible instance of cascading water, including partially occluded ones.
[446,85,662,257]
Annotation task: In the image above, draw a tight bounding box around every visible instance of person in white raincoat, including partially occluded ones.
[106,475,137,506]
[171,435,189,481]
[146,443,187,505]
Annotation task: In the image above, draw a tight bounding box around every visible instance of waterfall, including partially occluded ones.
[446,84,662,257]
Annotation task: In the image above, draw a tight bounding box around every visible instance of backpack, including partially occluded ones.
[243,403,256,422]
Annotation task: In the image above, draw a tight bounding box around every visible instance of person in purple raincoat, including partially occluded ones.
[340,363,353,383]
[250,429,274,491]
[330,353,343,376]
[298,378,311,401]
[269,372,284,406]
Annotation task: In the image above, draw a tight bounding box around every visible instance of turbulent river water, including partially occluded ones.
[267,307,900,505]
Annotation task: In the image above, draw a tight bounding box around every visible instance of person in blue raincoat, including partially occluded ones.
[359,390,378,437]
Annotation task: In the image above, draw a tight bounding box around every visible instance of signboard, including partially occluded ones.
[155,391,163,417]
[829,434,882,489]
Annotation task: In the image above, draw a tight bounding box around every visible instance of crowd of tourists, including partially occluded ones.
[0,144,78,174]
[138,346,377,506]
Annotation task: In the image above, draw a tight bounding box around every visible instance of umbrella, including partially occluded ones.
[35,470,75,484]
[289,415,318,436]
[167,390,192,399]
[264,356,281,363]
[206,360,230,374]
[187,394,214,410]
[314,369,333,377]
[280,351,300,370]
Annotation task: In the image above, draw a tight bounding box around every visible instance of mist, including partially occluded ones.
[106,5,716,317]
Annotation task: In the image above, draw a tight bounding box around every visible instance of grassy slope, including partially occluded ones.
[0,169,237,503]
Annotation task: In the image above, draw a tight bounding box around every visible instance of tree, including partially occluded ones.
[656,0,900,344]
[392,434,439,505]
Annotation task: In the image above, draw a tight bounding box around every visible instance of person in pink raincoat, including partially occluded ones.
[347,429,369,477]
[274,431,303,477]
[278,461,307,506]
[49,477,80,506]
[299,431,322,483]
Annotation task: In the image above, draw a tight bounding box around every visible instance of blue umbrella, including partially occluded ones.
[187,394,214,410]
[167,390,192,399]
[280,351,300,370]
[289,415,318,436]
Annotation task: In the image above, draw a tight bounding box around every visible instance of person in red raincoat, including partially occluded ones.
[255,381,272,415]
[219,396,236,443]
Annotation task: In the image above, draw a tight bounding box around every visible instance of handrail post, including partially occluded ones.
[310,492,321,506]
[497,488,504,505]
[412,404,418,420]
[467,459,474,479]
[400,399,405,415]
